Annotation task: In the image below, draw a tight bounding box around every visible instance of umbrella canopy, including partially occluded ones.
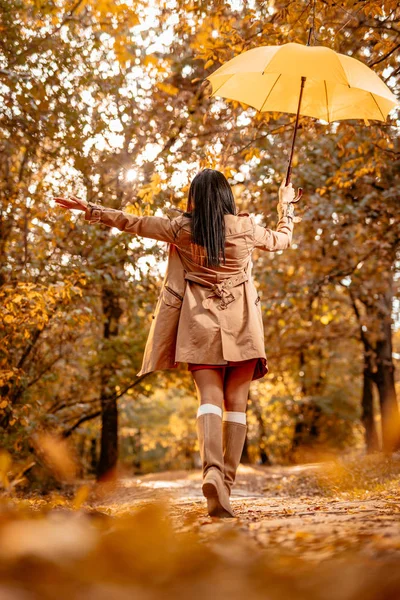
[205,42,398,123]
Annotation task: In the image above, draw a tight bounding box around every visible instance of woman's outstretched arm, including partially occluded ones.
[251,180,297,252]
[252,214,294,251]
[53,196,182,245]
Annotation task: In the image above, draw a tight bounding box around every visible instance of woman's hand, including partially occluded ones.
[279,180,296,205]
[277,180,303,222]
[53,195,88,212]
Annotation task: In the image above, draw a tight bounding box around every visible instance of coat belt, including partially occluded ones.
[184,270,249,310]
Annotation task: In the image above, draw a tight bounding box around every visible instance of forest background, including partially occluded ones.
[1,0,399,488]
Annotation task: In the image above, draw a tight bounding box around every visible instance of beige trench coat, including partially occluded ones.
[84,203,294,381]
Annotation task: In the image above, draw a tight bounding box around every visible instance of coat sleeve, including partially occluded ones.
[83,203,182,245]
[251,215,294,251]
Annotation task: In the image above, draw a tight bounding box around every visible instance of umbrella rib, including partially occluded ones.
[208,74,236,98]
[370,91,386,121]
[324,80,330,123]
[259,73,281,112]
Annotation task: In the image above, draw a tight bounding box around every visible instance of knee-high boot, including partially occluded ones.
[222,411,248,496]
[196,403,234,518]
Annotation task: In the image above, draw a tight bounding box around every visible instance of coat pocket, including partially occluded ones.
[162,285,184,308]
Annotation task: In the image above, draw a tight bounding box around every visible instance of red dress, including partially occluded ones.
[187,358,258,372]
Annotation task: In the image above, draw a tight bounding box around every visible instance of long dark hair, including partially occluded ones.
[184,168,237,267]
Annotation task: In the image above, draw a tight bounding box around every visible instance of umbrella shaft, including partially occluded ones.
[285,76,306,186]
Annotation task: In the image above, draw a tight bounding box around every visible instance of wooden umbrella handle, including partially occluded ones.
[292,187,303,203]
[284,164,303,203]
[285,76,306,203]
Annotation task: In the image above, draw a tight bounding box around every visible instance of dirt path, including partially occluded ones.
[2,455,400,599]
[89,457,400,562]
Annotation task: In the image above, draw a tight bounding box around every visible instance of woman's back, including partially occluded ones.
[172,209,294,379]
[176,212,254,270]
[173,210,293,277]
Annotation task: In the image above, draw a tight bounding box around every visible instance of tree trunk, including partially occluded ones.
[97,283,123,481]
[374,281,400,453]
[89,438,97,475]
[376,358,400,453]
[249,391,271,465]
[132,428,142,473]
[348,282,399,454]
[361,358,380,452]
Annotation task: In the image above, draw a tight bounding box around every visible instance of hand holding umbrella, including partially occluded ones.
[204,40,398,213]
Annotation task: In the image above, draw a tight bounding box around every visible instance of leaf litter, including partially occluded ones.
[0,450,400,599]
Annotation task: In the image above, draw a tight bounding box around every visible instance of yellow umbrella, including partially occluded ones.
[205,42,399,201]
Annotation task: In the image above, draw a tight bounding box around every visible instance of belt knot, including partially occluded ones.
[184,268,249,310]
[206,271,248,310]
[209,283,235,309]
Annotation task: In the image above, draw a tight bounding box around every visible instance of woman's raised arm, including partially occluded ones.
[252,214,294,251]
[251,180,299,252]
[53,196,182,245]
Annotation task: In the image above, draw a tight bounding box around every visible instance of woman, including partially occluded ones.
[54,168,298,519]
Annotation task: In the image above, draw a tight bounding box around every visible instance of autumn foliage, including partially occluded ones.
[0,0,399,521]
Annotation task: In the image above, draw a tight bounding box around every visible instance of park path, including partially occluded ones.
[88,457,400,562]
[2,456,400,599]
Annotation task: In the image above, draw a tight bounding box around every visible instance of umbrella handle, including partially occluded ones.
[285,164,304,203]
[284,168,303,204]
[292,187,303,203]
[285,76,306,203]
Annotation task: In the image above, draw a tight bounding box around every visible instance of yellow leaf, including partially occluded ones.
[156,82,179,96]
[0,450,11,489]
[144,54,159,67]
[72,484,90,509]
[320,314,332,325]
[124,203,141,215]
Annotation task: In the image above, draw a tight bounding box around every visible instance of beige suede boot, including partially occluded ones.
[196,405,234,518]
[222,419,248,496]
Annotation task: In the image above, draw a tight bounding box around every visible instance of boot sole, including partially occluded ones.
[202,481,219,498]
[202,481,234,518]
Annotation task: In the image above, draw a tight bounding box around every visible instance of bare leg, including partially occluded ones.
[223,359,258,412]
[191,367,233,517]
[222,359,258,495]
[191,368,225,410]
